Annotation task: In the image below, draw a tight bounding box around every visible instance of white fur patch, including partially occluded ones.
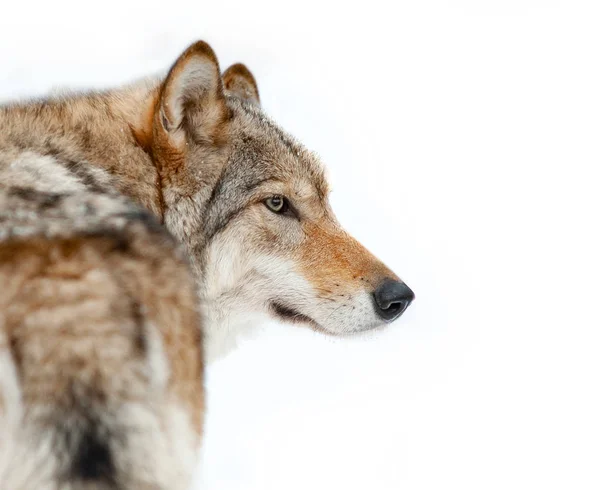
[114,400,199,489]
[0,325,22,484]
[144,321,170,392]
[0,151,87,193]
[200,230,384,362]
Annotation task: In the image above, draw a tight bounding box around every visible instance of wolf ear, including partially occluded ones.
[157,41,228,141]
[222,63,260,106]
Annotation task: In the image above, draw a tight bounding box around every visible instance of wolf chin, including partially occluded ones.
[0,41,414,489]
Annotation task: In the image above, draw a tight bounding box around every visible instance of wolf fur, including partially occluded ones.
[0,41,412,489]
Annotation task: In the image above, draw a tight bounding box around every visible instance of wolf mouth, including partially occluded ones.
[270,301,313,324]
[268,301,328,333]
[268,301,378,336]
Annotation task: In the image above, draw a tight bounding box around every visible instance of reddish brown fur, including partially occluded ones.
[299,219,397,296]
[130,88,159,154]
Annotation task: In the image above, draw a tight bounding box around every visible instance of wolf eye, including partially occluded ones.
[264,195,289,214]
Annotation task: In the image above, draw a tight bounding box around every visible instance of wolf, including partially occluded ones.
[0,41,414,489]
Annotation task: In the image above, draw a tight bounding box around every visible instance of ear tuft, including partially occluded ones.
[222,63,260,106]
[159,41,225,133]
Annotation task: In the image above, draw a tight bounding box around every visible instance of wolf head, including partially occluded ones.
[143,41,414,359]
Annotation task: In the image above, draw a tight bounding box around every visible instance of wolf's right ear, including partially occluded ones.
[156,41,228,144]
[223,63,260,106]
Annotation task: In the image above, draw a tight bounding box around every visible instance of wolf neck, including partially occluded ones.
[78,79,165,216]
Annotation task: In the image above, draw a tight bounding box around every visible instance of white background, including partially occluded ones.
[1,1,599,488]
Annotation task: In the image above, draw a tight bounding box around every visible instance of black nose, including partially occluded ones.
[372,279,415,322]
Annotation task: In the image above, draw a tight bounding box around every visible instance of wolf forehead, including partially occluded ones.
[224,97,329,197]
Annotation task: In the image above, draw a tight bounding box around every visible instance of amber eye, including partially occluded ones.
[264,195,288,214]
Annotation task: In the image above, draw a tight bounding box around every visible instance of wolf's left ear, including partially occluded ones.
[157,41,228,142]
[223,63,260,106]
